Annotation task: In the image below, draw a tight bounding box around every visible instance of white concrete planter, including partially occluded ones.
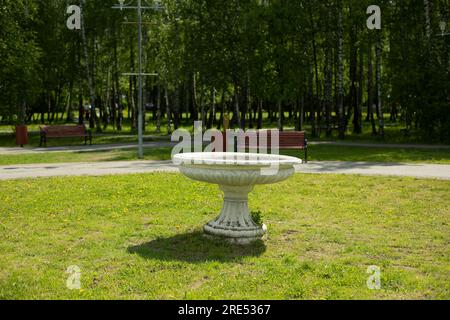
[173,152,302,244]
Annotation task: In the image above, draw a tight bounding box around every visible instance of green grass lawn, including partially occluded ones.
[0,148,173,166]
[1,144,449,166]
[0,132,141,148]
[0,173,448,299]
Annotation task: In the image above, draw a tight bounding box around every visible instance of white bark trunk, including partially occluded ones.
[337,1,345,138]
[376,32,384,137]
[80,0,96,127]
[424,0,432,40]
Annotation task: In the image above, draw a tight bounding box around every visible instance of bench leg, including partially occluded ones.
[40,135,47,147]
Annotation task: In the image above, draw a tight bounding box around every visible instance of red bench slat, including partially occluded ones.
[236,131,307,149]
[39,125,92,147]
[222,130,308,162]
[42,125,86,138]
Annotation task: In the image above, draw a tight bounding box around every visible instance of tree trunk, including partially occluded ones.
[257,99,263,130]
[337,1,345,139]
[200,85,206,131]
[376,31,385,138]
[66,81,74,123]
[207,88,216,129]
[354,45,364,134]
[78,90,84,125]
[218,88,226,130]
[309,8,319,137]
[349,25,358,132]
[156,78,161,133]
[165,87,172,134]
[173,86,180,130]
[190,72,198,121]
[325,45,333,138]
[277,99,283,131]
[80,0,101,132]
[424,0,432,40]
[367,43,377,135]
[233,81,241,129]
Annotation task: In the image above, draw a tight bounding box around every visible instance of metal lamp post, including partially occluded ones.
[113,0,164,159]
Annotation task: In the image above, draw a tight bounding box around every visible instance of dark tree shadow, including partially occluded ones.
[127,231,266,263]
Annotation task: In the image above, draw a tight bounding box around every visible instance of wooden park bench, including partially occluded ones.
[39,125,92,147]
[222,130,308,163]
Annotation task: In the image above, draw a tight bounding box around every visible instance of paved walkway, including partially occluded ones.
[0,160,448,181]
[310,141,450,149]
[1,140,449,155]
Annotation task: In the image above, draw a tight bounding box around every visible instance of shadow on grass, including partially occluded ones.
[128,231,266,263]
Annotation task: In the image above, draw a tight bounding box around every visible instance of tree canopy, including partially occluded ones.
[0,0,449,142]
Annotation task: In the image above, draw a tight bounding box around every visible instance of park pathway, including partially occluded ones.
[0,140,449,155]
[0,160,448,181]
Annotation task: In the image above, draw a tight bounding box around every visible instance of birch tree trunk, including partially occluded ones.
[424,0,432,40]
[349,25,358,132]
[337,1,345,139]
[354,45,364,134]
[325,45,333,138]
[255,99,262,130]
[190,72,198,121]
[233,79,241,129]
[277,99,283,131]
[367,42,377,135]
[80,0,100,132]
[376,31,385,138]
[156,77,161,133]
[207,88,216,129]
[165,87,172,134]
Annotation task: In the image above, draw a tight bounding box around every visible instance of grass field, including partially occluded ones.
[1,144,449,166]
[0,173,448,299]
[0,132,140,148]
[0,148,173,166]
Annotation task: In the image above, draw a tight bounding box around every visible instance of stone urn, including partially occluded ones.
[173,152,302,244]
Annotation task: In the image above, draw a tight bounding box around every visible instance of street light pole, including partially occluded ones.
[113,0,164,159]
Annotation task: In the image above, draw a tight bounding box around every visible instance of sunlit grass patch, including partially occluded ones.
[0,173,448,299]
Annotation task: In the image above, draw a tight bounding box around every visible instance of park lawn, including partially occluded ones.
[0,144,449,166]
[0,148,173,166]
[0,132,141,148]
[0,173,448,300]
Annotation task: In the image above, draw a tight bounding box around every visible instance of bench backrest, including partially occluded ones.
[40,125,87,137]
[231,130,306,151]
[278,131,307,148]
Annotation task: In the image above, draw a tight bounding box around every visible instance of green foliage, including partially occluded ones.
[0,0,41,121]
[0,0,448,142]
[251,210,264,226]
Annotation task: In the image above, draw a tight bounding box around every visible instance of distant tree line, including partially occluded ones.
[0,0,449,142]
